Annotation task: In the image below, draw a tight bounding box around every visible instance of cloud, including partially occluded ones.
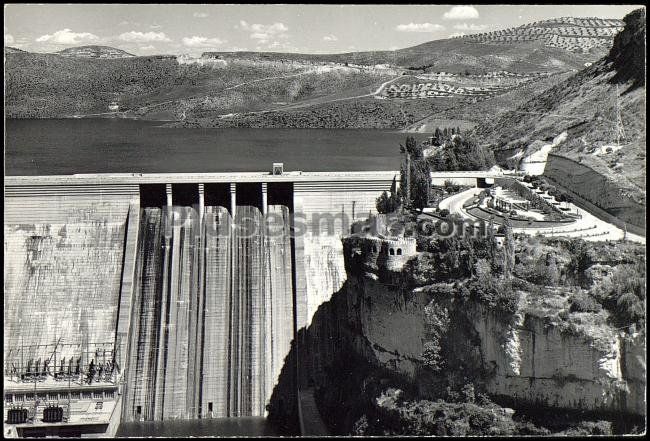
[453,23,488,31]
[322,34,338,41]
[238,21,288,34]
[35,28,99,45]
[150,24,162,30]
[193,12,209,18]
[140,45,155,51]
[118,31,171,43]
[181,36,226,48]
[237,20,289,43]
[5,34,14,45]
[395,23,445,33]
[118,21,130,26]
[266,40,296,51]
[443,6,479,20]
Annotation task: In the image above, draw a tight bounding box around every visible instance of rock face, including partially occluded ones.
[607,8,645,88]
[292,237,646,420]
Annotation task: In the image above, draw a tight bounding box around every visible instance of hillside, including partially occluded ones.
[462,16,623,54]
[4,15,633,128]
[205,38,599,75]
[4,46,26,54]
[56,45,135,59]
[474,8,646,229]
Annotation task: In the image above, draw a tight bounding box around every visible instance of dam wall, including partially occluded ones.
[4,171,396,425]
[3,185,137,367]
[121,203,296,421]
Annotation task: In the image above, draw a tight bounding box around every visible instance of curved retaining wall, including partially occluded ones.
[544,154,645,233]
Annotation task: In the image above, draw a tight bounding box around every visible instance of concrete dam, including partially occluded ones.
[3,170,397,435]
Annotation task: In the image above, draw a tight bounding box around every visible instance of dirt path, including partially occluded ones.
[219,74,403,118]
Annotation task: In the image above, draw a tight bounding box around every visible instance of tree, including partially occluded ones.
[376,190,400,214]
[400,137,431,210]
[503,219,515,279]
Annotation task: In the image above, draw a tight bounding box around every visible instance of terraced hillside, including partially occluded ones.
[57,45,135,59]
[4,15,631,128]
[462,17,623,54]
[475,8,646,230]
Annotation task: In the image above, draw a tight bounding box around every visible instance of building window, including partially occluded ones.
[104,390,114,399]
[25,394,34,402]
[208,402,213,412]
[82,392,92,400]
[47,393,58,401]
[396,248,402,255]
[372,245,377,253]
[5,394,13,403]
[37,393,47,401]
[137,406,142,415]
[70,392,80,400]
[389,248,395,256]
[59,393,69,401]
[93,391,103,399]
[15,394,24,402]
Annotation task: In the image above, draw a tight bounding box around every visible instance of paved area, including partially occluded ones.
[439,187,645,243]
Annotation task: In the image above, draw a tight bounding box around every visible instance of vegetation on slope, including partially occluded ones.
[5,14,620,126]
[474,8,646,226]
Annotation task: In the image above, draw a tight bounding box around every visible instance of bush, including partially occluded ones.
[615,292,644,326]
[439,209,450,217]
[568,293,602,313]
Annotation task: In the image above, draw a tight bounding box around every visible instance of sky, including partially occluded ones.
[4,4,643,56]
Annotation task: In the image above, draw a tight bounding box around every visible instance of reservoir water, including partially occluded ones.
[5,119,419,176]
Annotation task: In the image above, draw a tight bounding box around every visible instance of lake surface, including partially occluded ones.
[116,417,291,437]
[5,119,420,176]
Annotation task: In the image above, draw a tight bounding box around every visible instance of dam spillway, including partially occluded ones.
[3,171,398,434]
[122,203,295,421]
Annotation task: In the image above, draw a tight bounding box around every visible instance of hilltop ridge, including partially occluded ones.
[57,45,135,59]
[462,16,623,54]
[4,14,639,131]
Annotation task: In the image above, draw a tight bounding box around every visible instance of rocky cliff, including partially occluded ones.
[269,234,646,435]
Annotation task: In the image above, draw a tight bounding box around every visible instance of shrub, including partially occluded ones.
[615,292,644,326]
[568,293,602,313]
[439,209,450,217]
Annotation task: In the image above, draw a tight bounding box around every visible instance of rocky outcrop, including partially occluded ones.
[342,269,645,416]
[286,236,646,424]
[607,8,645,89]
